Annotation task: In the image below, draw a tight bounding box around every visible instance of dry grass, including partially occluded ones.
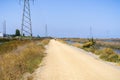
[63,38,88,43]
[0,39,50,80]
[0,40,30,55]
[72,43,82,48]
[96,41,120,49]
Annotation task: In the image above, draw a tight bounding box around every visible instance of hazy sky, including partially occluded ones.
[0,0,120,38]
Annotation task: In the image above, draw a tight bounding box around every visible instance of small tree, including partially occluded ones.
[15,29,20,36]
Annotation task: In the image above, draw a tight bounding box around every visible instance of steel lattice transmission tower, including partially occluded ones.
[3,20,6,37]
[20,0,34,36]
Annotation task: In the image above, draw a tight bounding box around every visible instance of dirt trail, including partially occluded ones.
[33,39,120,80]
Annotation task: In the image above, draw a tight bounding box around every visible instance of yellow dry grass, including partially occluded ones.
[0,39,50,80]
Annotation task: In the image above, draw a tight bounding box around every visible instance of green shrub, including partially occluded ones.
[100,53,109,61]
[83,42,93,48]
[94,50,102,55]
[100,48,115,61]
[118,55,120,61]
[99,48,120,62]
[107,54,119,62]
[102,48,115,54]
[88,48,96,53]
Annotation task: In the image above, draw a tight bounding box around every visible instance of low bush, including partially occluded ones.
[102,48,115,54]
[99,48,120,62]
[94,50,102,55]
[100,53,109,61]
[85,48,96,53]
[108,54,119,62]
[83,42,93,48]
[100,53,120,62]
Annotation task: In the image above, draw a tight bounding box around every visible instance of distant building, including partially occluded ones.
[0,32,3,38]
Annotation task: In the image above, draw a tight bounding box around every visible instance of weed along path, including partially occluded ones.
[33,39,120,80]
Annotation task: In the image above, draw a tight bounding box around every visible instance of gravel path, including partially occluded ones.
[33,39,120,80]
